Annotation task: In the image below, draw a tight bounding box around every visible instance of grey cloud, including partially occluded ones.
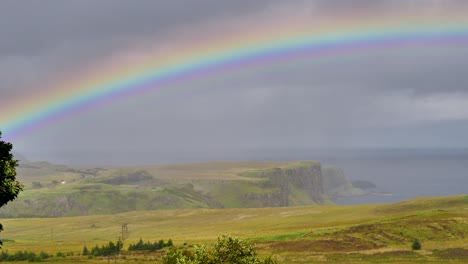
[2,1,468,164]
[241,45,468,96]
[313,0,468,11]
[3,0,465,55]
[0,0,275,55]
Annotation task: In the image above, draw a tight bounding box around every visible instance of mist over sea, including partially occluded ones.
[26,148,467,205]
[321,149,468,205]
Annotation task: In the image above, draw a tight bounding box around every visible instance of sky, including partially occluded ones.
[1,0,468,165]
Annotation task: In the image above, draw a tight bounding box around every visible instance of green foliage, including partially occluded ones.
[162,235,277,264]
[162,247,197,264]
[0,250,51,262]
[0,131,23,247]
[262,256,278,264]
[128,238,173,251]
[0,131,22,207]
[82,246,89,256]
[212,235,259,264]
[88,239,123,256]
[412,239,422,250]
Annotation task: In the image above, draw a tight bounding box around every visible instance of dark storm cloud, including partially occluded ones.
[2,0,468,164]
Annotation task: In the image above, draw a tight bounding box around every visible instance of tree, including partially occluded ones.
[0,131,23,247]
[82,246,89,256]
[162,235,277,264]
[412,239,422,250]
[212,235,259,264]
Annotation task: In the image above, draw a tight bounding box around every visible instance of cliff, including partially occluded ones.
[202,161,326,208]
[257,162,325,205]
[322,165,365,199]
[1,161,330,217]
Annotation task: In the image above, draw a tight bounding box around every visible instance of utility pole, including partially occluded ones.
[114,223,128,264]
[121,223,128,240]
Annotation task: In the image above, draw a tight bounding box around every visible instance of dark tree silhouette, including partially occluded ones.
[412,239,422,250]
[0,131,23,247]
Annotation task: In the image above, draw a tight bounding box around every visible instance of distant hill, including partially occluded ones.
[0,160,369,217]
[12,152,29,163]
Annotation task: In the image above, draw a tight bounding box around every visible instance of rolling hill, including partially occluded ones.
[0,160,364,217]
[0,195,466,263]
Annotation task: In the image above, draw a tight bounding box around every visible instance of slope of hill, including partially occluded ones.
[1,160,364,217]
[1,195,466,263]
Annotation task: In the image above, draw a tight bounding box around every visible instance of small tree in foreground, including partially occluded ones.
[162,235,277,264]
[412,239,422,250]
[212,235,258,264]
[0,131,23,247]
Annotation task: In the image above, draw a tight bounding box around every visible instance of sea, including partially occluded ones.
[319,149,468,205]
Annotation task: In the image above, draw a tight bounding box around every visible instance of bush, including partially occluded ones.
[128,238,173,251]
[212,235,258,264]
[412,239,421,250]
[162,235,276,264]
[162,247,195,264]
[88,239,123,256]
[0,250,51,262]
[82,246,89,256]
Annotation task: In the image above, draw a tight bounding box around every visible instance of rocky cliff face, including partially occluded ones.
[258,162,325,205]
[200,162,326,208]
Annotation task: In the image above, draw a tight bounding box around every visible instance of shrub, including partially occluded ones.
[128,238,173,251]
[82,246,89,256]
[0,250,50,262]
[212,235,258,264]
[162,247,195,264]
[89,239,123,256]
[162,235,277,264]
[412,239,421,250]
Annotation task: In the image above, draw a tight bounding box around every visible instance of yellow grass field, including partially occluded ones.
[1,194,467,263]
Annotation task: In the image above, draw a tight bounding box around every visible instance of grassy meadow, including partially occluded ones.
[1,194,467,263]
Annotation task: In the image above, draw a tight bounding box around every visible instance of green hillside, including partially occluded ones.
[1,161,363,217]
[1,195,466,263]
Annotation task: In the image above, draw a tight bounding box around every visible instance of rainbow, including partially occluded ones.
[2,11,468,140]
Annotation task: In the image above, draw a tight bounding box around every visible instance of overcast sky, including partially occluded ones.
[2,0,468,165]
